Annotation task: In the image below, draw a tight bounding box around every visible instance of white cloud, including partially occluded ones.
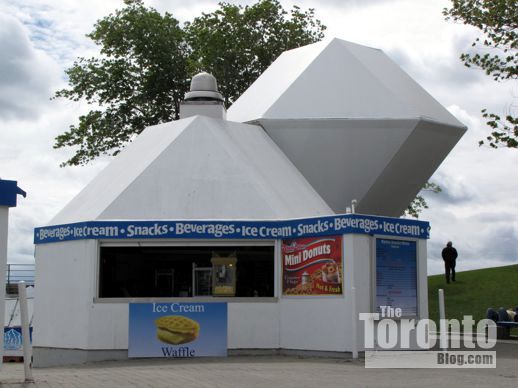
[0,14,61,119]
[1,102,108,262]
[421,105,518,274]
[0,0,127,70]
[0,0,112,262]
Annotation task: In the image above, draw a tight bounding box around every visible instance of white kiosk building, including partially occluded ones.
[33,38,465,366]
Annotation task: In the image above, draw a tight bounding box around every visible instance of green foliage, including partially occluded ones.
[405,182,442,218]
[185,1,325,106]
[54,0,189,165]
[428,264,518,329]
[53,0,326,166]
[444,0,517,149]
[480,108,518,148]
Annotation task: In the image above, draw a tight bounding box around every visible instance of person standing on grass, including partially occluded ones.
[442,241,458,284]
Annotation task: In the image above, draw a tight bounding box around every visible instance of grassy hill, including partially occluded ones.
[428,264,518,330]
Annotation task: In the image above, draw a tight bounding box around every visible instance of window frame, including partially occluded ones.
[94,239,279,303]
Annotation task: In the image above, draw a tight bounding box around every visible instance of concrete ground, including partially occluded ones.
[1,342,517,388]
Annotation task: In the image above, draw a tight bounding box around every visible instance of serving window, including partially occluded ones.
[98,245,274,298]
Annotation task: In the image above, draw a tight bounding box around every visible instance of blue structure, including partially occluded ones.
[1,178,26,365]
[0,179,26,208]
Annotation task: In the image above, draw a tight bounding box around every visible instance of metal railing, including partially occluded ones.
[6,263,35,286]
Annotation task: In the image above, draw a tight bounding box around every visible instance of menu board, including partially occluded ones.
[375,238,417,316]
[282,236,343,296]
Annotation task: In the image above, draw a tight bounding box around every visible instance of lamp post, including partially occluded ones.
[0,179,26,368]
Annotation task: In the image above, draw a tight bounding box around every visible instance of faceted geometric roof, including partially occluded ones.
[50,115,332,225]
[50,37,466,223]
[228,38,466,217]
[228,38,464,127]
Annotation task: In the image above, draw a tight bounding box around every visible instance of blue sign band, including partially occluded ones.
[34,214,429,244]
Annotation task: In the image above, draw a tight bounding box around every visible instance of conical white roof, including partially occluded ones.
[50,116,332,224]
[228,38,463,128]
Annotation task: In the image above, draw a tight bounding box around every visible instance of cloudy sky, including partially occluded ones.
[0,0,516,275]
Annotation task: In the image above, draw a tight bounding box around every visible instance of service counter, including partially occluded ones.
[32,214,429,366]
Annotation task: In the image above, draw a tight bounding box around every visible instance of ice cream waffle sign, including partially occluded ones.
[282,236,343,296]
[129,303,227,358]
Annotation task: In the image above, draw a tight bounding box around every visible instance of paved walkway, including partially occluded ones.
[1,343,517,388]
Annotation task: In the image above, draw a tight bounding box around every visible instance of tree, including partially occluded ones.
[53,0,326,166]
[54,0,189,166]
[443,0,517,148]
[405,182,442,219]
[185,1,325,106]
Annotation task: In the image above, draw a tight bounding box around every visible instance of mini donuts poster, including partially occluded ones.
[128,303,227,358]
[282,236,343,296]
